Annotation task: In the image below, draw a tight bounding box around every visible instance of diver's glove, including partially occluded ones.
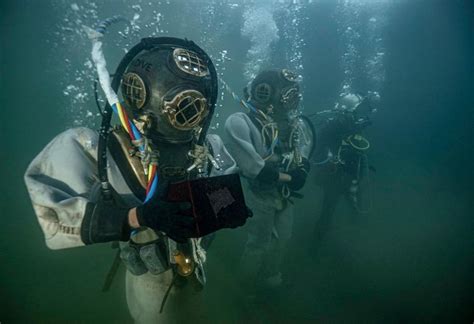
[81,188,131,245]
[287,158,311,191]
[256,163,280,184]
[136,196,195,243]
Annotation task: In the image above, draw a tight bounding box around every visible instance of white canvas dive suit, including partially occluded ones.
[225,112,313,289]
[24,127,236,323]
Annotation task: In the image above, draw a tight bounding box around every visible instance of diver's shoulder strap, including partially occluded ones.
[108,127,147,200]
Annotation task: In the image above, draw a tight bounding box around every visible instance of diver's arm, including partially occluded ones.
[224,113,290,183]
[287,158,310,191]
[82,192,196,244]
[314,114,355,156]
[24,128,197,248]
[24,128,136,248]
[255,163,291,183]
[24,128,105,249]
[205,134,238,176]
[80,187,132,245]
[224,113,266,178]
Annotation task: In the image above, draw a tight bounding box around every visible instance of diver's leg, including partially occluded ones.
[259,203,294,288]
[312,182,342,250]
[125,269,174,324]
[126,270,207,323]
[240,191,277,293]
[345,185,370,226]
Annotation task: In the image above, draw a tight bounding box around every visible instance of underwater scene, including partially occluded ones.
[1,0,473,323]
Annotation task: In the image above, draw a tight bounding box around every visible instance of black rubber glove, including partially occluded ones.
[81,188,131,245]
[287,158,311,191]
[136,196,196,243]
[256,163,280,184]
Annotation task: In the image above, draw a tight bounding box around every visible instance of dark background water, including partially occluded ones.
[1,0,473,322]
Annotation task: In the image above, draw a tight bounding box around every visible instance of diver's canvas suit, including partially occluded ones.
[24,127,236,322]
[225,112,312,289]
[24,35,251,323]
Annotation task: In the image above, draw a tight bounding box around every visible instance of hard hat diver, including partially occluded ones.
[224,69,315,297]
[24,24,250,322]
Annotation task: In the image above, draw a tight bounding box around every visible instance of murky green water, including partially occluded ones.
[1,0,473,322]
